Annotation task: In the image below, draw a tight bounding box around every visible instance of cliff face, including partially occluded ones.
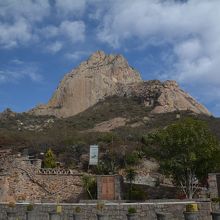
[29,51,211,118]
[30,51,141,118]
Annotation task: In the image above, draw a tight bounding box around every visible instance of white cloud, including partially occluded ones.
[39,25,59,39]
[0,0,50,48]
[0,0,50,23]
[174,39,202,61]
[55,0,86,17]
[0,1,85,49]
[60,20,85,43]
[97,0,219,47]
[46,41,63,53]
[39,20,85,45]
[0,61,42,83]
[0,19,33,48]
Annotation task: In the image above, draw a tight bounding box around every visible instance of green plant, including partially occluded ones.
[96,201,105,213]
[56,205,62,214]
[128,207,136,214]
[212,198,220,203]
[125,167,137,200]
[43,148,57,168]
[125,151,140,166]
[186,203,198,212]
[26,204,34,211]
[75,206,81,213]
[82,175,97,199]
[95,159,118,175]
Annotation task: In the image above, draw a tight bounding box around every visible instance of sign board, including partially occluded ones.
[89,145,99,165]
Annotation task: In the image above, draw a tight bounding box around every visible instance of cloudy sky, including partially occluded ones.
[0,0,220,116]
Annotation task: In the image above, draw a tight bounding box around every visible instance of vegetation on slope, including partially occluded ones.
[0,96,220,173]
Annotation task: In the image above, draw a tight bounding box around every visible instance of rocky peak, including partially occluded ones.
[29,51,211,118]
[76,50,141,84]
[0,108,16,118]
[120,80,210,115]
[30,51,142,118]
[163,80,179,88]
[87,50,106,64]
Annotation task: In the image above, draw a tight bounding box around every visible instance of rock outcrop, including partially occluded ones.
[124,80,211,115]
[0,108,16,118]
[30,51,141,118]
[30,51,211,118]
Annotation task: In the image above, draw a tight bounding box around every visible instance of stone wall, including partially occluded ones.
[0,200,212,220]
[124,174,157,187]
[0,155,83,203]
[208,173,220,198]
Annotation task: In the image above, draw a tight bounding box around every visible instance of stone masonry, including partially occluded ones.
[0,199,212,220]
[0,153,83,203]
[208,173,220,199]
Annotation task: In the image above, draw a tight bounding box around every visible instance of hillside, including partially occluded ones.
[0,96,219,167]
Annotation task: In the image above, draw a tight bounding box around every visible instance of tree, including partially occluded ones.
[125,151,140,166]
[125,167,137,200]
[144,117,220,199]
[43,148,57,168]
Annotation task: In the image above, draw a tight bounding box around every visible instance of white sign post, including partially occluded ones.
[89,145,99,165]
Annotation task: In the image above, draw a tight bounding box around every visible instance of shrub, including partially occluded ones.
[96,201,105,213]
[56,205,62,214]
[82,175,97,199]
[43,148,56,168]
[97,132,118,143]
[212,198,220,203]
[26,204,34,211]
[75,206,81,213]
[128,207,136,214]
[186,204,198,212]
[125,151,140,166]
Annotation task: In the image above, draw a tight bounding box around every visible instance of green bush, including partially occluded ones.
[97,132,119,143]
[128,207,136,214]
[26,204,34,211]
[75,206,81,213]
[125,151,140,165]
[212,198,220,203]
[43,148,56,168]
[82,175,97,199]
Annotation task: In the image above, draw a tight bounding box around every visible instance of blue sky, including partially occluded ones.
[0,0,220,116]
